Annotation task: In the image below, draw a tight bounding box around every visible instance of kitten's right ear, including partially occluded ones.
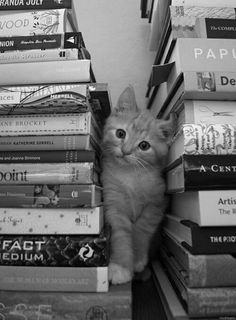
[114,85,138,114]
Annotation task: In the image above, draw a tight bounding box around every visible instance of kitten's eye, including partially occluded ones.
[139,141,150,151]
[116,129,126,139]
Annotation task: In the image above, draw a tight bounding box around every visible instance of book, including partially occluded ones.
[163,214,236,254]
[0,162,99,184]
[0,47,83,63]
[0,230,109,266]
[0,59,91,85]
[0,283,131,320]
[149,0,236,51]
[169,189,236,226]
[0,0,72,10]
[0,150,97,163]
[0,184,102,208]
[161,232,236,287]
[0,206,104,234]
[0,265,108,292]
[160,246,236,318]
[152,259,189,320]
[0,9,74,36]
[165,99,236,135]
[0,32,83,51]
[154,71,236,119]
[151,38,236,103]
[166,154,236,193]
[0,112,101,138]
[168,123,236,166]
[0,133,99,151]
[0,82,111,123]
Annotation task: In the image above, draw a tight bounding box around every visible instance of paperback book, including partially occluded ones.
[162,232,236,287]
[0,0,72,10]
[0,206,104,234]
[0,283,131,320]
[0,230,109,267]
[0,59,91,85]
[169,189,236,226]
[0,184,102,208]
[163,214,236,254]
[0,134,99,151]
[0,162,99,184]
[0,9,74,36]
[166,154,236,192]
[0,265,108,292]
[0,32,83,51]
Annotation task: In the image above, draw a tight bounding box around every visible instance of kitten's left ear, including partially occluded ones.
[114,85,139,114]
[157,113,177,144]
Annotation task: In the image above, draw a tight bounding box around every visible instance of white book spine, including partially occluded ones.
[0,48,79,64]
[172,0,236,7]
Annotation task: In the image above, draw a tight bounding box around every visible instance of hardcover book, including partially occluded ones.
[162,232,236,287]
[0,112,101,138]
[0,0,72,10]
[0,32,83,51]
[0,59,91,85]
[0,283,131,320]
[169,189,236,226]
[0,162,99,184]
[0,184,102,208]
[0,206,104,234]
[161,247,236,318]
[0,134,99,151]
[0,9,73,36]
[0,265,108,292]
[168,123,236,165]
[0,230,109,267]
[163,214,236,254]
[166,154,236,192]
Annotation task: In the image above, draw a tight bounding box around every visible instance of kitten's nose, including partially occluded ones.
[121,145,132,156]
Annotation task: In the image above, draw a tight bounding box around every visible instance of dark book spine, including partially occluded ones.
[0,232,109,267]
[183,154,236,190]
[184,221,236,254]
[205,18,236,39]
[0,0,72,10]
[0,32,82,52]
[0,150,96,163]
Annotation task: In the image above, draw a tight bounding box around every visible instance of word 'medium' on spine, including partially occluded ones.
[0,169,28,182]
[194,48,236,59]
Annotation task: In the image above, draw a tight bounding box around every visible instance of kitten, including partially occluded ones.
[101,86,174,285]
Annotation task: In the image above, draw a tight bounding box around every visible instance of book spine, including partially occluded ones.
[0,232,109,266]
[0,284,132,320]
[0,48,80,64]
[172,0,236,6]
[0,150,96,163]
[0,32,82,51]
[0,266,108,292]
[0,59,91,86]
[0,0,72,10]
[0,113,92,136]
[0,134,96,151]
[0,184,102,208]
[0,206,103,234]
[0,162,97,184]
[167,154,236,192]
[0,9,66,36]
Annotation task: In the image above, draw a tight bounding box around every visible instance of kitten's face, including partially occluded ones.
[103,110,171,166]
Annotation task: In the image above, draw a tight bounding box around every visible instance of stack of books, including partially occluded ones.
[145,0,236,318]
[0,1,132,319]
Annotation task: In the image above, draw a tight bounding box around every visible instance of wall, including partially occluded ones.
[74,0,155,109]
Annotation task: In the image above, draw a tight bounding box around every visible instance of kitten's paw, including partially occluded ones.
[134,257,148,273]
[109,262,132,285]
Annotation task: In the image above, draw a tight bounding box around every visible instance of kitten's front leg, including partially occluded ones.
[107,213,133,284]
[133,204,163,273]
